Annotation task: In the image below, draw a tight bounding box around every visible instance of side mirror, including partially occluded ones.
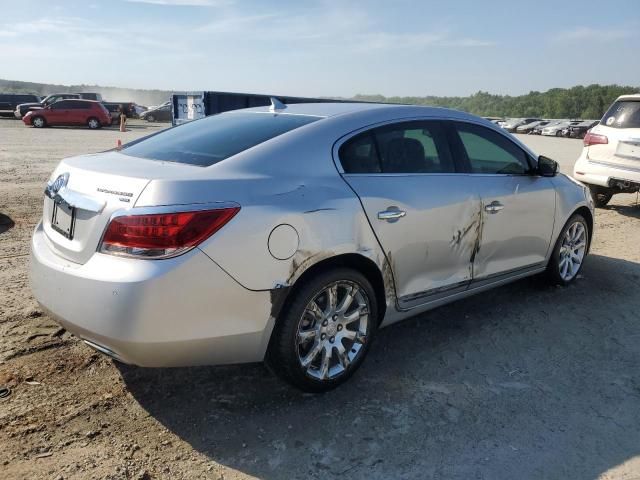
[537,155,558,177]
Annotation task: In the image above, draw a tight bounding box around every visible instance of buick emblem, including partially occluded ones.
[49,173,69,194]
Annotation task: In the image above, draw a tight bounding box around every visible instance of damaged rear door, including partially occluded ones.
[337,120,482,309]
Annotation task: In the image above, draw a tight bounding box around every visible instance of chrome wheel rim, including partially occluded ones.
[559,221,587,281]
[296,281,370,381]
[88,119,98,128]
[33,118,43,127]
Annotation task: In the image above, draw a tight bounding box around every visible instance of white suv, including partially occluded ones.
[574,94,640,207]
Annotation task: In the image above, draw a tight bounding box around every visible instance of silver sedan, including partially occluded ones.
[31,102,594,391]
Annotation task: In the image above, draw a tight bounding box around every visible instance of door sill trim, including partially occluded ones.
[396,263,545,312]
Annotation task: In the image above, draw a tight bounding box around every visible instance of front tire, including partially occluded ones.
[588,185,613,208]
[146,115,155,122]
[32,116,46,128]
[546,214,589,285]
[267,268,378,392]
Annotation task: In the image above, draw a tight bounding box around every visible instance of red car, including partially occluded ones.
[22,99,112,129]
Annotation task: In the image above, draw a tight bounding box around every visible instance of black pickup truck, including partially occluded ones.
[0,93,41,117]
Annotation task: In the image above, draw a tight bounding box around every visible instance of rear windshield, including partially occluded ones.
[602,101,640,129]
[122,112,321,166]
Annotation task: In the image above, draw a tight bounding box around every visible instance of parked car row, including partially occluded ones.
[0,91,162,128]
[485,117,599,139]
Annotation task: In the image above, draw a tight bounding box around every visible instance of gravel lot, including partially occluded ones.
[1,118,639,480]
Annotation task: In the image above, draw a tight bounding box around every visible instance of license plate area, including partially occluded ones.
[616,141,640,161]
[52,202,76,239]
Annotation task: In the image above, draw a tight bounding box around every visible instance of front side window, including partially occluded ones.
[122,111,320,167]
[51,101,70,110]
[453,122,530,175]
[339,120,454,174]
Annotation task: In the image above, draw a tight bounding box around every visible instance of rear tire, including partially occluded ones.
[32,116,46,128]
[556,130,563,137]
[546,214,589,285]
[87,117,101,129]
[267,268,378,392]
[588,185,613,208]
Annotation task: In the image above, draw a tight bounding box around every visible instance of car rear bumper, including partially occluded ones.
[30,221,274,367]
[574,149,640,187]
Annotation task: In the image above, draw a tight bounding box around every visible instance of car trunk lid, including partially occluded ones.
[41,151,202,265]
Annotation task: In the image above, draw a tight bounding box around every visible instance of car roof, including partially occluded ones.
[616,94,640,101]
[235,101,482,122]
[60,98,98,102]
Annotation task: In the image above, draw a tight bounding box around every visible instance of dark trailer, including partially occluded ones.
[171,91,351,126]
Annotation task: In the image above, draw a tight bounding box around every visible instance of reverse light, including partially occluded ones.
[100,207,240,259]
[583,132,608,147]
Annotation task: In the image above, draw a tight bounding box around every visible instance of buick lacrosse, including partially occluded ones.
[31,101,594,391]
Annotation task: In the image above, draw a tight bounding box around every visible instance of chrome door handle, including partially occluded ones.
[484,201,504,214]
[378,209,406,221]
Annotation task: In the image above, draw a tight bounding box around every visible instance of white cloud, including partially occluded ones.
[197,13,277,33]
[195,7,494,52]
[0,16,192,61]
[124,0,231,5]
[554,26,637,42]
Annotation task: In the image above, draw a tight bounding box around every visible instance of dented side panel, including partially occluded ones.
[342,174,482,307]
[196,174,393,298]
[469,175,556,280]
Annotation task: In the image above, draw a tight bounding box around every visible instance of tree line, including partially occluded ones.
[353,84,639,120]
[2,79,637,119]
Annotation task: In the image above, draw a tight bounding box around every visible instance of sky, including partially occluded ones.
[0,0,638,98]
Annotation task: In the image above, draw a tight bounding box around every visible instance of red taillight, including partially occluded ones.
[100,207,239,258]
[583,131,608,147]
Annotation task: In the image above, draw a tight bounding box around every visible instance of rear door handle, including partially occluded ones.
[378,208,406,222]
[484,201,504,214]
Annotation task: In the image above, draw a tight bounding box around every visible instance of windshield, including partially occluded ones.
[602,101,640,129]
[122,111,321,167]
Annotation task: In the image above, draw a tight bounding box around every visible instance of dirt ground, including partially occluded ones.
[1,117,639,480]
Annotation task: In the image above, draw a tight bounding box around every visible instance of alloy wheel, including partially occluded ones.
[296,281,370,381]
[558,221,587,281]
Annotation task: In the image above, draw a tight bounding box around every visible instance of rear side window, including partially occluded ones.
[51,101,71,109]
[122,112,320,167]
[339,132,381,173]
[339,120,454,174]
[453,122,530,175]
[602,101,640,129]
